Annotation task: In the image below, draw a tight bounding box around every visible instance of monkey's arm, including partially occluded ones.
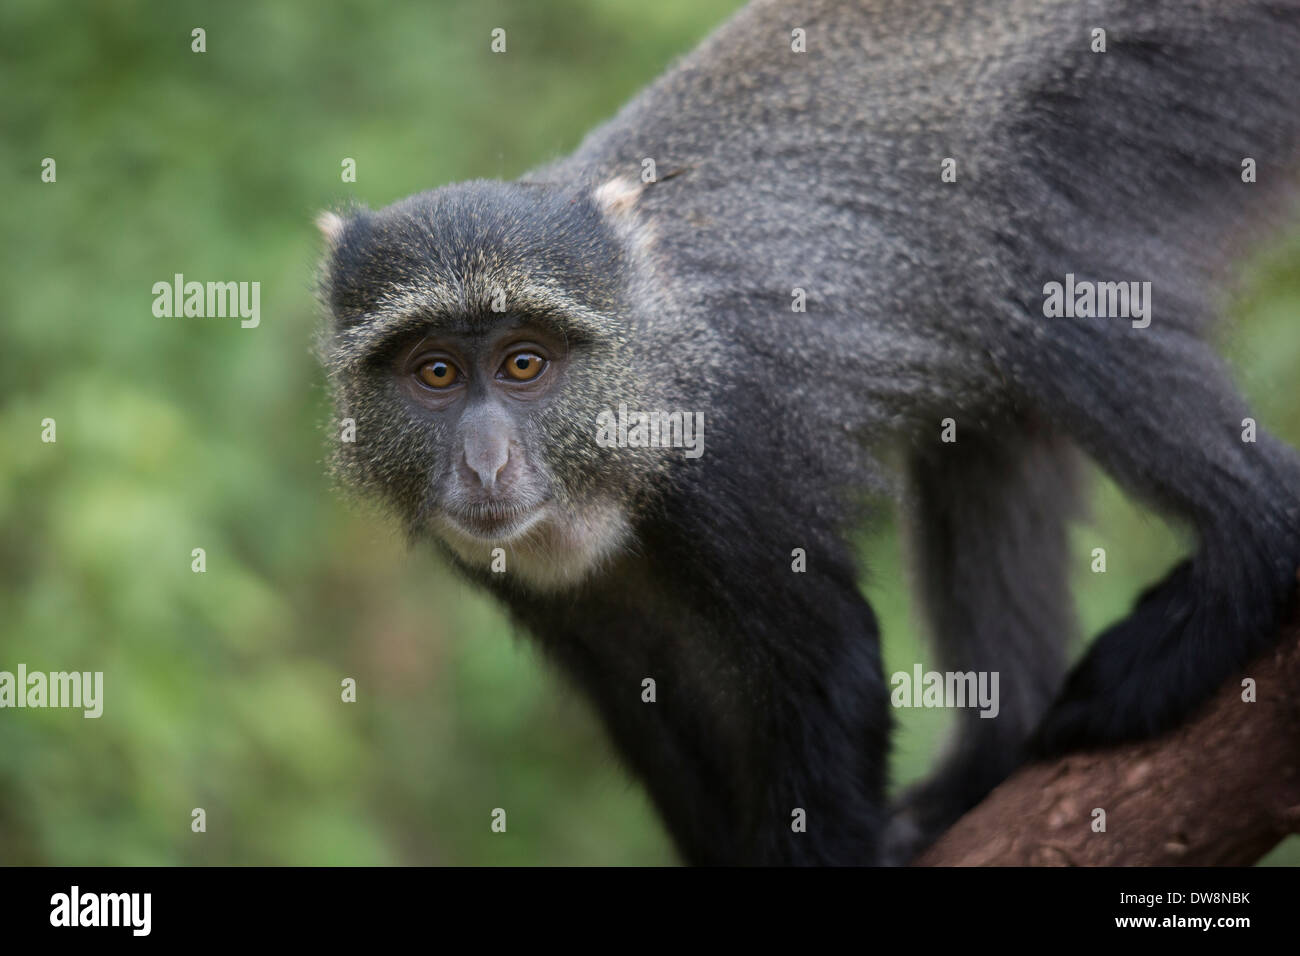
[487,440,894,865]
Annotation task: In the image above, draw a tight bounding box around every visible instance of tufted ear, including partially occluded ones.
[593,166,693,221]
[315,210,347,250]
[593,176,646,219]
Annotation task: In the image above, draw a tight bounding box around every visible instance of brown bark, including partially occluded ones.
[915,614,1300,866]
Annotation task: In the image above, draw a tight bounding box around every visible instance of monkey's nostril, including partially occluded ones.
[465,449,509,492]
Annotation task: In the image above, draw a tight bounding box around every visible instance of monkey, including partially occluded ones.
[316,0,1300,865]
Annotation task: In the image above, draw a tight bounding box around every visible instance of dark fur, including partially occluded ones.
[319,0,1300,864]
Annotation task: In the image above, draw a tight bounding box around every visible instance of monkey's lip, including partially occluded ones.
[442,503,547,542]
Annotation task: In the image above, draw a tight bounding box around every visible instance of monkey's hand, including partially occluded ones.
[1024,559,1284,758]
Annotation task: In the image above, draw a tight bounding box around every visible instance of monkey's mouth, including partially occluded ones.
[441,502,548,543]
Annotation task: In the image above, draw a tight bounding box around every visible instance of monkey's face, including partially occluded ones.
[393,325,567,542]
[379,316,640,591]
[316,180,657,591]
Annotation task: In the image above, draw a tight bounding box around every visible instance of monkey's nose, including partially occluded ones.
[463,438,510,492]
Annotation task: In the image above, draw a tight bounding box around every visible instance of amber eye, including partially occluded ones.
[416,359,459,389]
[503,351,545,382]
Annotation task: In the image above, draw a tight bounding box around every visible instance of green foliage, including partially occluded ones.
[1,0,1297,865]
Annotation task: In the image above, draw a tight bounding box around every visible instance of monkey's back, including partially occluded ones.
[536,0,1300,444]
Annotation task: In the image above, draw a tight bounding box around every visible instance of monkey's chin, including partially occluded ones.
[434,499,635,593]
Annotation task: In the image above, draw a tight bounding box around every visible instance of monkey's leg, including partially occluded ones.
[1022,332,1300,757]
[884,424,1081,862]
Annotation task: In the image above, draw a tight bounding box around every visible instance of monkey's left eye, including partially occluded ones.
[502,351,546,382]
[416,359,460,389]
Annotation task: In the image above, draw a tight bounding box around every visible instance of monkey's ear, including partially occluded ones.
[315,210,348,250]
[593,167,691,219]
[593,176,646,218]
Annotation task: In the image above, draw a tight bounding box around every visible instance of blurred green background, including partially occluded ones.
[1,0,1297,866]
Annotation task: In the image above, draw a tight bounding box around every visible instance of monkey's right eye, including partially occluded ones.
[416,359,460,389]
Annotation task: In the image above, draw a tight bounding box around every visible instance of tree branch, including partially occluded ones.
[915,608,1300,866]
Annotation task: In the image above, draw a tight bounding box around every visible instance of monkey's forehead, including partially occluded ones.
[316,177,642,371]
[342,179,617,265]
[328,279,616,360]
[324,180,626,306]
